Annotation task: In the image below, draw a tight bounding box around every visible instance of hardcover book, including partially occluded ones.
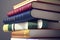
[14,0,60,9]
[3,9,60,24]
[11,38,39,40]
[3,10,36,24]
[11,30,60,38]
[8,1,60,17]
[32,1,60,13]
[8,3,32,17]
[13,0,37,9]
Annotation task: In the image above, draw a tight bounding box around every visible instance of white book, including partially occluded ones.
[11,38,39,40]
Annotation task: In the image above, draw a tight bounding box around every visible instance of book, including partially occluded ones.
[8,1,60,17]
[3,20,47,32]
[8,3,32,17]
[7,1,60,16]
[13,0,37,9]
[3,10,36,24]
[11,30,60,38]
[11,30,30,38]
[14,0,60,9]
[31,9,60,21]
[32,1,60,13]
[3,9,60,24]
[11,38,39,40]
[8,0,38,17]
[11,30,29,36]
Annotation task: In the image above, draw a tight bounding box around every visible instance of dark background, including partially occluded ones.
[0,0,60,40]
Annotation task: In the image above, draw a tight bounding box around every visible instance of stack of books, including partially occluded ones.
[2,0,60,40]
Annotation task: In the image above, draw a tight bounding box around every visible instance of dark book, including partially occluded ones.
[3,9,60,24]
[3,10,37,24]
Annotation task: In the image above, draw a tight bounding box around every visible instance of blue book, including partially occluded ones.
[3,9,59,24]
[3,10,37,24]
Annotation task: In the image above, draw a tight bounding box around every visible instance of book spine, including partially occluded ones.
[11,38,39,40]
[3,10,35,24]
[13,0,37,9]
[11,35,29,38]
[12,34,29,37]
[32,2,60,13]
[8,3,32,17]
[3,20,47,32]
[31,9,60,21]
[11,30,29,35]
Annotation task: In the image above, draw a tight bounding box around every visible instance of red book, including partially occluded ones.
[8,3,32,17]
[8,1,60,17]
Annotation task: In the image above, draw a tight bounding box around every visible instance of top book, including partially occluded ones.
[8,0,60,17]
[13,0,60,9]
[13,0,37,9]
